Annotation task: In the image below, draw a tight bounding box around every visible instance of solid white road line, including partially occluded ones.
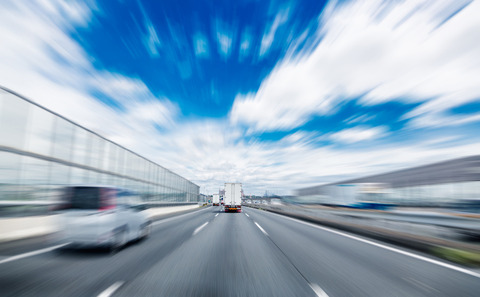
[245,213,249,217]
[0,243,69,265]
[254,222,269,236]
[256,208,480,279]
[97,281,125,297]
[309,283,329,297]
[193,222,209,236]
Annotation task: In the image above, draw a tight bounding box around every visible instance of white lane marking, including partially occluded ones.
[215,213,219,217]
[254,222,269,236]
[97,281,125,297]
[309,283,329,297]
[245,213,249,217]
[152,207,210,227]
[193,222,209,236]
[254,208,480,279]
[0,243,69,265]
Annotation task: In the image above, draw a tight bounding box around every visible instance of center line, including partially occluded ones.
[97,281,125,297]
[193,222,209,236]
[0,243,69,265]
[254,222,268,236]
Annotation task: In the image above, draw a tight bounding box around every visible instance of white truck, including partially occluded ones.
[224,183,242,213]
[212,193,220,206]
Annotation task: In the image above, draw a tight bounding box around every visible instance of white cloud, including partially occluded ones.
[2,0,480,197]
[230,0,480,132]
[0,0,177,157]
[259,8,289,57]
[217,32,232,58]
[215,19,234,59]
[125,99,178,128]
[344,114,375,124]
[408,111,480,128]
[137,0,161,57]
[330,126,387,143]
[149,118,480,195]
[143,21,161,57]
[239,29,252,60]
[193,33,209,57]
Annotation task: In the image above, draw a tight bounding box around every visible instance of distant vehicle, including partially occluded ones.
[212,194,220,206]
[224,183,242,213]
[262,200,268,205]
[56,186,151,251]
[254,200,260,204]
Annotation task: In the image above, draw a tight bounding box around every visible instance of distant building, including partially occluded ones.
[296,155,480,207]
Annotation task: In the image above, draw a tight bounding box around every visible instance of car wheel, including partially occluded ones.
[110,228,127,253]
[140,221,151,240]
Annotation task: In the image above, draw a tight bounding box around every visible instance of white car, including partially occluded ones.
[57,186,151,251]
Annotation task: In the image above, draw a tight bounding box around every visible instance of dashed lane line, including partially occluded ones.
[254,222,269,236]
[193,222,209,236]
[97,281,125,297]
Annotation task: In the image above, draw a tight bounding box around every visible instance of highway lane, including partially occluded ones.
[117,207,316,297]
[246,207,480,296]
[0,206,216,297]
[1,206,479,296]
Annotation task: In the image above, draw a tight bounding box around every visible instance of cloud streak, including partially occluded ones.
[0,0,178,158]
[259,8,289,57]
[1,0,479,196]
[230,0,480,133]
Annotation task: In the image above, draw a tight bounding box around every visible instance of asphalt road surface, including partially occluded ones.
[1,206,479,296]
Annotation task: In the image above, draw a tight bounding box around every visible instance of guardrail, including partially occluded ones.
[245,203,480,243]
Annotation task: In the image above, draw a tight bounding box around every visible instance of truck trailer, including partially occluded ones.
[212,193,220,206]
[224,183,242,213]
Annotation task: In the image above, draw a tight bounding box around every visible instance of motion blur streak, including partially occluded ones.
[0,243,68,265]
[2,206,478,296]
[0,0,479,195]
[1,0,480,296]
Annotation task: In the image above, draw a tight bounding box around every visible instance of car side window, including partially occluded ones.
[117,190,132,209]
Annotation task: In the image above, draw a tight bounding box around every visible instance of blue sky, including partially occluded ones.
[1,0,480,195]
[77,0,328,117]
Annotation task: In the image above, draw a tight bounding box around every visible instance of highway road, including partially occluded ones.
[0,206,479,296]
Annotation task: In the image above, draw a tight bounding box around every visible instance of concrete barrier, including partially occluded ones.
[145,204,199,220]
[0,204,200,243]
[247,204,480,254]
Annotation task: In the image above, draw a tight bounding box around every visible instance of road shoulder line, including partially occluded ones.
[253,208,480,279]
[0,243,69,265]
